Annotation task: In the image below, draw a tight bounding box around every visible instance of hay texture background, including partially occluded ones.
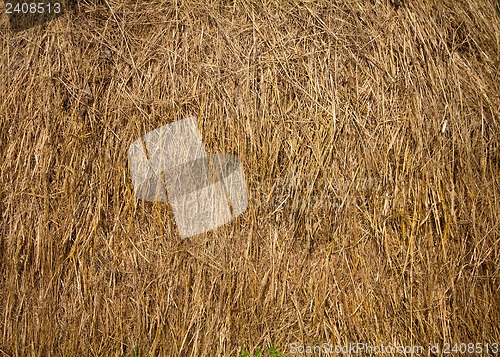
[1,0,499,355]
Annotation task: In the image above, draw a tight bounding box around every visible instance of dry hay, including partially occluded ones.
[0,0,499,355]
